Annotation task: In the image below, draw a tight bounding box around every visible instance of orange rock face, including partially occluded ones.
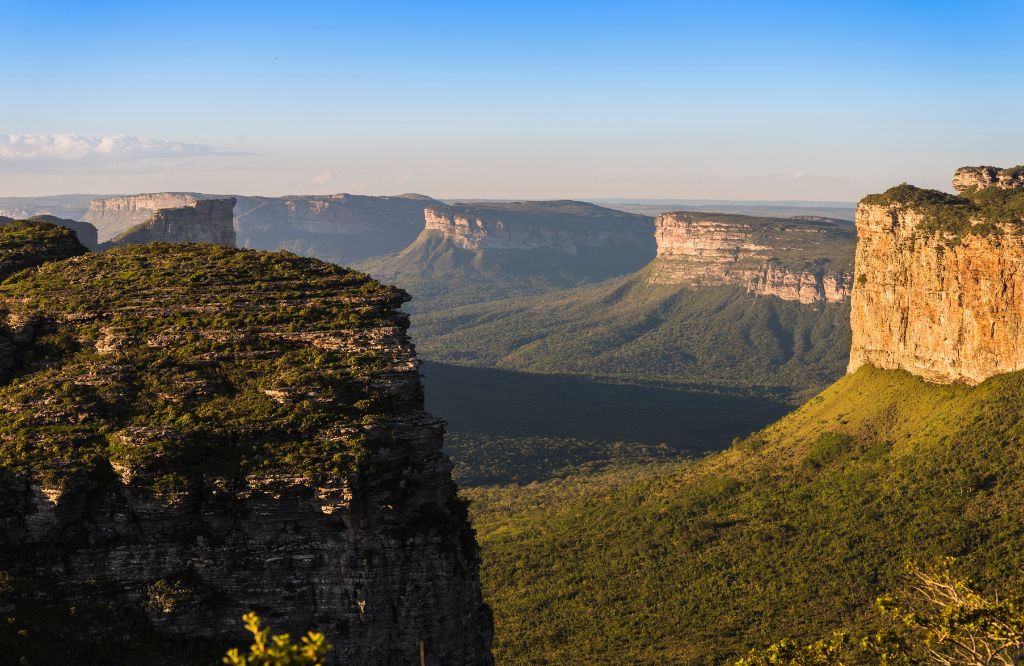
[848,203,1024,384]
[647,212,854,304]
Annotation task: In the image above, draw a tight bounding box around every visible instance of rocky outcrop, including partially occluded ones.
[21,214,98,249]
[848,168,1024,384]
[0,244,492,664]
[234,194,441,264]
[0,218,88,280]
[953,165,1024,192]
[424,201,654,254]
[646,212,854,303]
[106,198,236,247]
[84,192,211,242]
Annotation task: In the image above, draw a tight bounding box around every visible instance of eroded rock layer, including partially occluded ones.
[107,197,237,247]
[84,192,206,242]
[0,244,492,664]
[646,212,854,303]
[848,169,1024,384]
[424,201,654,254]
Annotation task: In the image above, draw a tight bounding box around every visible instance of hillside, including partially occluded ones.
[466,365,1024,664]
[358,200,655,310]
[415,272,851,398]
[0,243,492,664]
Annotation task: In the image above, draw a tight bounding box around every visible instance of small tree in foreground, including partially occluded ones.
[223,612,330,666]
[737,559,1024,665]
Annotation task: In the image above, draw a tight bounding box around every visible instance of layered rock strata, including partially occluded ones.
[848,166,1024,384]
[106,197,236,247]
[0,244,492,664]
[424,201,654,254]
[84,192,208,242]
[646,212,854,303]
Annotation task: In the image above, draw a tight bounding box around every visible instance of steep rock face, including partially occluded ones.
[106,198,236,247]
[953,165,1024,192]
[647,212,854,304]
[84,192,209,242]
[0,245,492,664]
[848,170,1024,384]
[234,194,441,264]
[424,201,654,254]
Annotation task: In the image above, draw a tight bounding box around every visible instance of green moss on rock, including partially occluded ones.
[0,243,412,490]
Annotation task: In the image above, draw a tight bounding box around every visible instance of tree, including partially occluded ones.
[223,612,330,666]
[736,559,1024,665]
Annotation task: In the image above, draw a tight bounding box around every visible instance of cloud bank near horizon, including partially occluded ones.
[0,133,222,169]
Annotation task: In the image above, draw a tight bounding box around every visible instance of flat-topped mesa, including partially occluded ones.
[953,165,1024,193]
[647,211,855,304]
[423,201,654,254]
[233,193,441,264]
[0,244,492,663]
[848,166,1024,384]
[84,192,211,242]
[106,197,236,247]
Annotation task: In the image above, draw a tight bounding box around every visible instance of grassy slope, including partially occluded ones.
[466,365,1024,664]
[357,231,655,311]
[416,272,851,398]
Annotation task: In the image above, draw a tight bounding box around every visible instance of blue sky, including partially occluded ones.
[2,0,1022,199]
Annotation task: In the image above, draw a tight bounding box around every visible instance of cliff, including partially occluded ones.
[106,197,236,247]
[234,193,441,264]
[848,166,1024,384]
[423,201,654,253]
[646,212,854,304]
[84,192,210,242]
[0,244,492,664]
[20,214,99,249]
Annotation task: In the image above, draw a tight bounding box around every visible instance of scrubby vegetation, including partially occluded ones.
[0,218,87,279]
[862,183,1024,240]
[466,365,1024,663]
[0,243,407,490]
[223,613,329,666]
[416,279,851,400]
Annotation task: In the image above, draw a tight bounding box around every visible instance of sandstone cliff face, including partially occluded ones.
[848,183,1024,384]
[107,198,236,247]
[0,245,492,664]
[424,201,654,254]
[646,212,854,304]
[953,165,1024,192]
[84,192,206,242]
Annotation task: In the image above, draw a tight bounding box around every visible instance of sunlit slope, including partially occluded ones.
[417,272,851,398]
[467,365,1024,664]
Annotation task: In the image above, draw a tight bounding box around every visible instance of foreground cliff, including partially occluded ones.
[0,243,492,664]
[848,165,1024,384]
[647,212,854,303]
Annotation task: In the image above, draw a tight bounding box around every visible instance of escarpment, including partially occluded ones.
[84,192,211,242]
[105,197,237,247]
[233,193,441,264]
[424,201,654,254]
[646,212,854,303]
[848,166,1024,384]
[0,244,493,664]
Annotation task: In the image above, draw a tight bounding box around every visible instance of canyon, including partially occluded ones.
[646,212,855,304]
[0,225,493,664]
[848,165,1024,385]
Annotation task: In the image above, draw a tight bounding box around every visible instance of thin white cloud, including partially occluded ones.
[0,133,216,162]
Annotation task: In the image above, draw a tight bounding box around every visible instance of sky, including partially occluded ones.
[2,0,1023,200]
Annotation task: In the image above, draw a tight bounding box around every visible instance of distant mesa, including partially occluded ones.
[850,165,1024,384]
[84,192,216,242]
[423,200,655,254]
[103,197,236,248]
[233,193,442,264]
[647,211,855,304]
